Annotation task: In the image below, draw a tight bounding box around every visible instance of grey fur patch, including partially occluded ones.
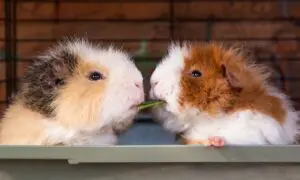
[17,40,80,117]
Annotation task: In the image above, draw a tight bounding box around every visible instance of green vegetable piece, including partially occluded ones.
[138,100,165,111]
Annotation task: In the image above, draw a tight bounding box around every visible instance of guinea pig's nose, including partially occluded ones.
[134,82,143,89]
[151,81,158,87]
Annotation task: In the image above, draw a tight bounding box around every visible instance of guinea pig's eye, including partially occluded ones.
[191,70,202,78]
[89,71,104,81]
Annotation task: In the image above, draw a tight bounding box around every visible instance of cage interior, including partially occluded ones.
[0,0,300,145]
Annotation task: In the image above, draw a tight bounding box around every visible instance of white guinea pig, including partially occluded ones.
[150,41,300,147]
[0,38,144,145]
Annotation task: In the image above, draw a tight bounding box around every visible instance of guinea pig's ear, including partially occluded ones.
[221,64,243,92]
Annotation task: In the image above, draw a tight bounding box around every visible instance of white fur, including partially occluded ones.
[265,85,300,144]
[44,120,117,145]
[181,110,296,145]
[43,39,144,145]
[150,43,300,145]
[150,43,188,115]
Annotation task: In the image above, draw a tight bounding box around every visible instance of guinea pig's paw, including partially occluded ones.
[205,136,225,148]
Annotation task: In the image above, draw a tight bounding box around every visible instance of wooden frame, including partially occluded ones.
[0,145,300,164]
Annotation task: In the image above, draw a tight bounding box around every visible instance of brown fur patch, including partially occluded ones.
[52,60,109,130]
[179,42,286,123]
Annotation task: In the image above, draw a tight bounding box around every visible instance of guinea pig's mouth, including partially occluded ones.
[149,97,167,105]
[129,104,139,110]
[129,102,147,110]
[149,91,167,105]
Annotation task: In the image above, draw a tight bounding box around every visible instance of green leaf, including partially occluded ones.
[138,100,165,111]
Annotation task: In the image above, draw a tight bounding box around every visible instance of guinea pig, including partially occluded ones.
[0,38,144,145]
[149,41,300,147]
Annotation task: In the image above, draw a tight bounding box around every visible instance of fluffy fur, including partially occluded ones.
[150,42,300,146]
[0,38,144,145]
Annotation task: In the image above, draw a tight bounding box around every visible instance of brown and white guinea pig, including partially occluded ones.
[149,41,300,147]
[0,38,144,145]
